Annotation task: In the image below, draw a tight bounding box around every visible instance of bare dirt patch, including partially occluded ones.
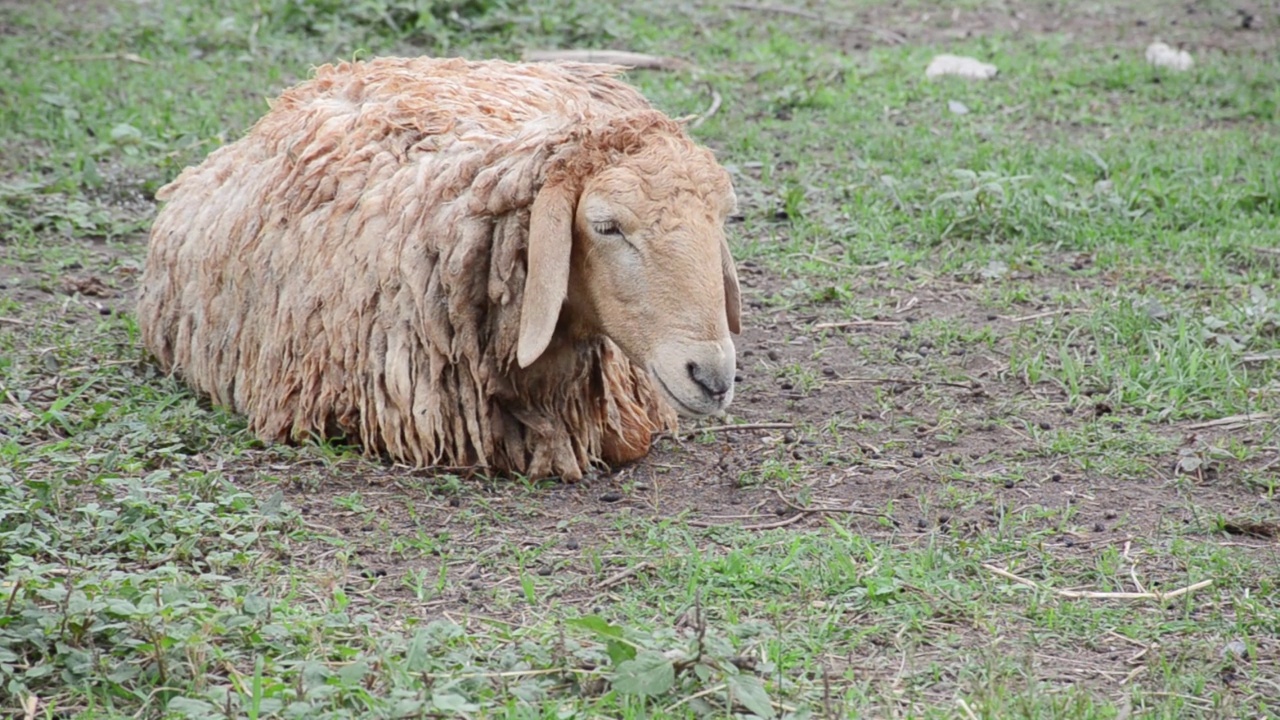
[217,258,1278,624]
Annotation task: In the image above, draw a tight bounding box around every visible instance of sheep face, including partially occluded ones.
[574,166,739,417]
[517,126,742,419]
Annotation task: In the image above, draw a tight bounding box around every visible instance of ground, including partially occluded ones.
[1,0,1278,718]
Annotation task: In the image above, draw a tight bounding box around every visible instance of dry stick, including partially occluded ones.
[812,319,904,330]
[956,698,981,720]
[595,561,656,590]
[1185,413,1273,431]
[1000,308,1070,323]
[1121,665,1147,686]
[424,667,605,681]
[685,421,794,435]
[727,1,824,22]
[690,489,894,530]
[831,376,979,391]
[1257,453,1280,473]
[521,49,689,70]
[982,564,1214,601]
[55,51,151,65]
[663,683,729,715]
[771,487,896,526]
[687,88,723,130]
[0,317,33,326]
[689,513,807,531]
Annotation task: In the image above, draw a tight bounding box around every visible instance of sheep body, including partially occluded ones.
[137,56,738,480]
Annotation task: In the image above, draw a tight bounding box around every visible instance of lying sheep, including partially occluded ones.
[136,56,742,481]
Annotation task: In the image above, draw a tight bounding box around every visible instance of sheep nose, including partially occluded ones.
[687,361,730,401]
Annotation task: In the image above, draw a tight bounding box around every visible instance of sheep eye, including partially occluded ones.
[592,221,624,239]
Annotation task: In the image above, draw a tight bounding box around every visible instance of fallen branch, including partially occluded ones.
[999,308,1070,323]
[813,319,904,330]
[684,421,794,435]
[982,564,1213,601]
[521,49,689,71]
[690,489,896,530]
[595,561,656,590]
[0,317,33,326]
[1185,413,1272,431]
[1241,350,1280,363]
[727,2,824,22]
[663,684,728,715]
[424,666,606,681]
[771,487,898,526]
[689,512,805,531]
[830,376,980,392]
[53,52,151,65]
[686,88,722,130]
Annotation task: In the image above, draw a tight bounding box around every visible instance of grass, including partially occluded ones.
[2,0,1280,717]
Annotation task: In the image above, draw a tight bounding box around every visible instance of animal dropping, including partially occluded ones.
[1145,42,1193,72]
[137,56,743,481]
[925,54,998,80]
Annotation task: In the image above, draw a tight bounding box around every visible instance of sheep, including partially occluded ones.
[136,56,742,481]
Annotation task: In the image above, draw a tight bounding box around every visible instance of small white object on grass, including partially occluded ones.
[925,54,998,80]
[1145,42,1194,71]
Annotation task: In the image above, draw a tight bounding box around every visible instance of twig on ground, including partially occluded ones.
[0,317,33,326]
[595,561,656,590]
[425,667,606,681]
[957,698,980,720]
[690,489,896,530]
[1121,666,1147,686]
[61,359,139,374]
[982,564,1214,601]
[1185,413,1272,431]
[689,513,807,531]
[771,488,898,526]
[684,421,794,435]
[54,52,151,65]
[1240,350,1280,363]
[521,49,689,70]
[727,2,824,22]
[999,308,1070,323]
[812,319,904,330]
[686,88,722,129]
[663,683,728,714]
[830,376,980,392]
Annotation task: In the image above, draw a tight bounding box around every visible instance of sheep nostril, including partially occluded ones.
[687,361,729,400]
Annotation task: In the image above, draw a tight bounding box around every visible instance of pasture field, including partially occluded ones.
[2,0,1279,717]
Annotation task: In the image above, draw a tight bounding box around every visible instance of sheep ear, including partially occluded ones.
[720,236,742,335]
[517,181,576,368]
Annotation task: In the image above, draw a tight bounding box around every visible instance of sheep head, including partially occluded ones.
[517,110,741,419]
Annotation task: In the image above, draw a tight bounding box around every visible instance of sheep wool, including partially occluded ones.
[135,56,730,481]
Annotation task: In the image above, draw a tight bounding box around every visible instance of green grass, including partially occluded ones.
[3,0,1280,717]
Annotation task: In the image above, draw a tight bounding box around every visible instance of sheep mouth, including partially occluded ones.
[650,366,718,418]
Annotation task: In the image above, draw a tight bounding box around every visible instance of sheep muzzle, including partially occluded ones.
[648,337,736,418]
